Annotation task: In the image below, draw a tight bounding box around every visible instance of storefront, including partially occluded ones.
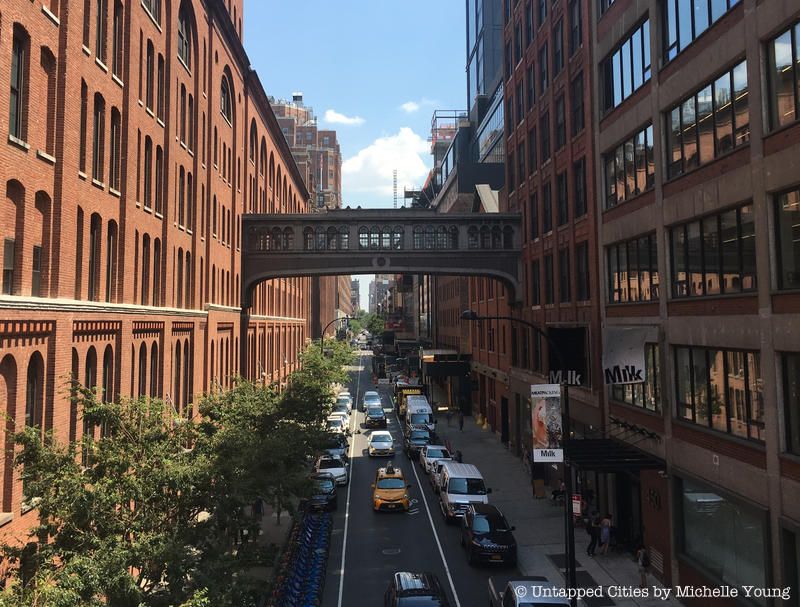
[420,350,471,413]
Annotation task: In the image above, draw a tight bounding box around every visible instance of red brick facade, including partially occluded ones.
[0,0,311,543]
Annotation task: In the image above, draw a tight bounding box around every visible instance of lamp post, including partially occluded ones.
[320,316,351,355]
[460,309,577,607]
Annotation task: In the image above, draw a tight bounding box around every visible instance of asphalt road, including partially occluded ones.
[321,351,520,607]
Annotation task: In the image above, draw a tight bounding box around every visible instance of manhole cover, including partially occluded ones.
[381,548,401,556]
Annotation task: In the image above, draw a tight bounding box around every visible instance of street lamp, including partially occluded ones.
[320,316,351,354]
[460,309,578,607]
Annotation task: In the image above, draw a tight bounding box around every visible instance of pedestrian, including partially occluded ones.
[458,410,464,431]
[600,513,613,554]
[454,449,463,463]
[586,511,601,557]
[636,544,650,588]
[550,479,565,502]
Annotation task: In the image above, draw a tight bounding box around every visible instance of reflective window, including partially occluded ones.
[607,233,659,303]
[576,241,589,301]
[555,95,566,149]
[602,20,650,112]
[558,248,570,302]
[556,171,568,226]
[768,23,800,129]
[573,158,586,218]
[540,111,550,162]
[571,73,584,135]
[670,204,756,298]
[610,343,661,412]
[663,0,739,62]
[674,346,763,441]
[603,123,654,208]
[784,352,800,455]
[539,43,548,92]
[542,181,552,233]
[666,61,749,179]
[775,188,800,290]
[544,254,554,304]
[553,20,564,75]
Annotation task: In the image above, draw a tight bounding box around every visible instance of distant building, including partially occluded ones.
[350,279,361,313]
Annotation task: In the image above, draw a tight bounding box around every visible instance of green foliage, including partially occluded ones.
[0,344,352,607]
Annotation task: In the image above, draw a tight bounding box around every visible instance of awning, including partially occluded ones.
[422,360,471,378]
[565,439,664,473]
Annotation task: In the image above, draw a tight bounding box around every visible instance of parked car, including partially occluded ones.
[488,575,569,606]
[307,473,337,512]
[362,390,382,411]
[430,460,447,493]
[403,427,431,460]
[460,503,517,566]
[315,455,349,485]
[365,406,388,429]
[371,462,411,512]
[326,416,346,434]
[384,572,451,607]
[329,408,350,427]
[438,462,491,522]
[336,391,353,411]
[368,431,395,457]
[323,434,349,461]
[419,445,451,474]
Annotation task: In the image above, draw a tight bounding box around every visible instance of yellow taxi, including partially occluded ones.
[371,462,411,512]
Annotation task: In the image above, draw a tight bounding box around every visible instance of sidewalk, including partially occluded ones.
[437,416,681,607]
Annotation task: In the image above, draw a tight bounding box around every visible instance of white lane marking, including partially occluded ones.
[398,410,462,607]
[336,352,362,607]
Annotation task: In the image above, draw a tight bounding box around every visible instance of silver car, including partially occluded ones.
[315,455,349,485]
[419,445,451,474]
[362,390,382,411]
[368,431,395,457]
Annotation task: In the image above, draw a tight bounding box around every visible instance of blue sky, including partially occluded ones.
[244,0,467,309]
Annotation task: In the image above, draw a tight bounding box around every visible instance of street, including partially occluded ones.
[322,351,520,607]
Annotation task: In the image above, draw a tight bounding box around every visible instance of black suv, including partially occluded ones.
[365,406,388,429]
[403,426,431,460]
[384,571,451,607]
[460,503,517,566]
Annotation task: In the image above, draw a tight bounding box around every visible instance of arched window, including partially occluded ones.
[424,226,435,249]
[449,226,459,248]
[435,226,447,248]
[177,5,192,68]
[369,227,380,249]
[327,227,338,250]
[174,342,182,412]
[491,226,502,249]
[137,342,147,397]
[392,226,403,249]
[183,340,191,413]
[25,352,44,428]
[339,227,350,249]
[358,227,369,249]
[88,213,101,301]
[152,238,161,306]
[271,227,282,251]
[220,75,232,123]
[249,120,257,163]
[10,26,30,141]
[177,248,184,308]
[178,166,185,226]
[480,226,491,249]
[150,342,159,397]
[413,226,424,249]
[380,227,392,250]
[303,227,314,250]
[141,234,150,305]
[283,227,293,250]
[503,226,514,249]
[102,345,113,404]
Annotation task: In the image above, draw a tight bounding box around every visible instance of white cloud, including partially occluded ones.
[342,128,430,201]
[400,101,420,113]
[323,109,365,125]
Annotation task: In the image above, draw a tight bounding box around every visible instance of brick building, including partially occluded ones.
[0,0,311,543]
[592,0,800,596]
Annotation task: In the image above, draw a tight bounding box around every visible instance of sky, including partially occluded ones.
[244,1,467,310]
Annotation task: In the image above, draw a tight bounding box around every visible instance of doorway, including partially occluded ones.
[500,396,509,445]
[615,472,642,551]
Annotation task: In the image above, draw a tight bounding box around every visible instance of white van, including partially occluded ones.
[437,462,491,522]
[405,396,436,435]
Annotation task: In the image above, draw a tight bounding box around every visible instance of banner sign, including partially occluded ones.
[531,384,563,463]
[603,327,648,385]
[572,494,582,516]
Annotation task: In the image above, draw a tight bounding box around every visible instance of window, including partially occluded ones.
[105,223,117,302]
[768,22,800,130]
[83,0,91,47]
[143,0,161,24]
[504,41,511,81]
[558,248,571,302]
[180,85,186,143]
[611,343,660,411]
[31,246,42,297]
[221,76,233,123]
[573,158,586,217]
[178,8,191,69]
[784,352,800,455]
[544,254,554,304]
[542,181,552,233]
[79,81,88,173]
[666,62,749,179]
[664,0,739,62]
[601,20,651,112]
[10,29,28,141]
[154,146,163,214]
[568,0,581,55]
[599,0,615,13]
[88,215,100,301]
[145,41,154,110]
[526,66,535,111]
[675,346,763,440]
[507,151,516,192]
[553,20,563,75]
[555,95,566,149]
[517,143,525,188]
[527,127,537,174]
[537,0,546,25]
[571,73,584,135]
[531,259,540,305]
[95,0,107,63]
[679,478,766,599]
[576,242,589,301]
[670,204,756,298]
[506,96,514,134]
[515,22,522,65]
[540,111,550,162]
[604,123,654,207]
[143,137,152,207]
[539,44,548,92]
[607,233,659,303]
[525,2,533,46]
[776,188,800,290]
[112,2,123,77]
[110,108,121,190]
[3,239,15,295]
[92,94,106,182]
[556,171,568,226]
[516,82,524,125]
[157,54,165,120]
[141,235,150,305]
[529,192,539,238]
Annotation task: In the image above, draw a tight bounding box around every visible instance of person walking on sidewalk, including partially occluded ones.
[458,410,464,431]
[599,513,613,554]
[636,545,650,588]
[586,511,601,556]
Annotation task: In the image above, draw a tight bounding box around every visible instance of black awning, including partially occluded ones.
[422,360,471,378]
[565,438,664,473]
